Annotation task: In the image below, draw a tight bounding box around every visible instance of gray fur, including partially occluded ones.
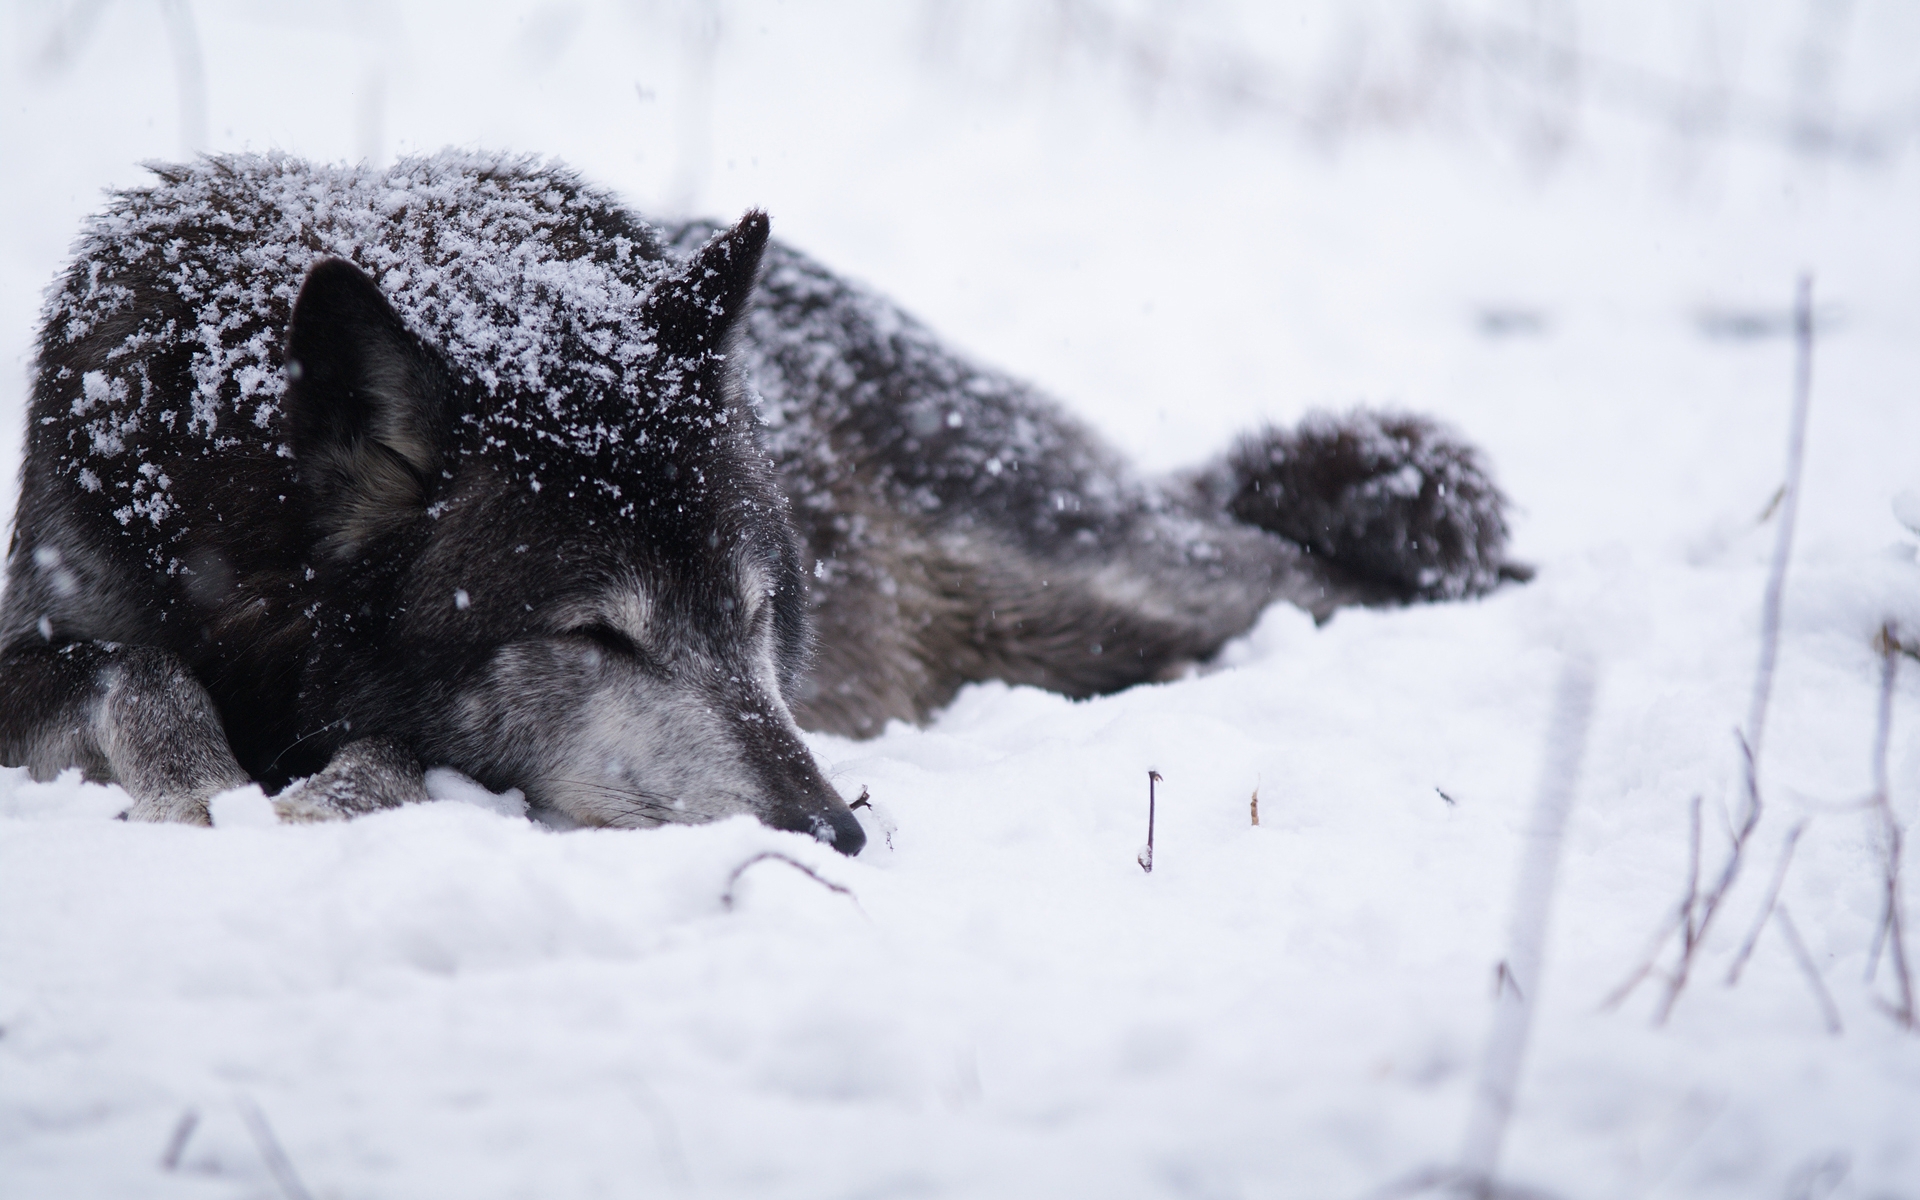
[1,153,1517,849]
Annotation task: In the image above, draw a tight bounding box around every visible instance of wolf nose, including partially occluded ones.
[820,804,866,856]
[770,795,866,856]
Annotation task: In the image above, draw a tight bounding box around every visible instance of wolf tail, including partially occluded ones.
[1202,409,1525,603]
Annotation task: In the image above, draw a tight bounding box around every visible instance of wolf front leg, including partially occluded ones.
[0,640,252,823]
[271,735,427,822]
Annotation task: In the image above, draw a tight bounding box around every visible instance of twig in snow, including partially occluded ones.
[1437,787,1458,807]
[720,852,856,912]
[1725,821,1807,986]
[1493,961,1523,1003]
[159,1107,198,1170]
[1683,793,1703,945]
[237,1097,314,1200]
[1774,905,1842,1035]
[1250,786,1259,826]
[1458,656,1596,1192]
[1743,274,1816,768]
[1653,741,1763,1023]
[1611,277,1816,1024]
[1602,795,1700,1011]
[848,786,872,810]
[1867,623,1916,1028]
[1138,770,1161,873]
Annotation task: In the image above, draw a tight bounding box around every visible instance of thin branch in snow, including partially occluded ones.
[1611,277,1815,1024]
[159,1107,198,1170]
[1654,739,1763,1024]
[1602,796,1701,1011]
[1600,906,1681,1012]
[1250,786,1259,826]
[1867,623,1916,1028]
[720,852,857,913]
[1683,793,1703,945]
[1773,905,1842,1035]
[1458,655,1596,1190]
[1725,821,1807,986]
[1493,961,1523,1003]
[1138,769,1161,873]
[237,1097,314,1200]
[1745,275,1816,770]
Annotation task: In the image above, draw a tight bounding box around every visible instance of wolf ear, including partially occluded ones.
[284,258,448,557]
[647,209,769,361]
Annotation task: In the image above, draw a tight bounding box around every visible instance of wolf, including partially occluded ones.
[0,154,1515,853]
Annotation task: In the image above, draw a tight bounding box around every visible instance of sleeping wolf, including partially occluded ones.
[0,154,1515,852]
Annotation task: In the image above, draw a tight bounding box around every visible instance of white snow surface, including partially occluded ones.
[4,2,1920,1198]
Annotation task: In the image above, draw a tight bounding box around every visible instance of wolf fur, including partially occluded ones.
[1,153,1515,847]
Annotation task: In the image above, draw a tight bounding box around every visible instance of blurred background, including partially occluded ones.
[4,0,1919,558]
[5,10,1920,1194]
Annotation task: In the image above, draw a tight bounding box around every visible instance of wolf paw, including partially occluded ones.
[1225,409,1512,602]
[271,736,427,822]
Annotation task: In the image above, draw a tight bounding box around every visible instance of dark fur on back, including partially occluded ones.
[664,221,1517,736]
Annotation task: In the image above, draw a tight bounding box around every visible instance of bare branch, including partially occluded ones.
[1745,274,1816,771]
[159,1108,198,1171]
[1459,656,1596,1188]
[1868,623,1916,1028]
[1726,821,1807,986]
[1138,769,1161,873]
[1600,905,1682,1012]
[237,1097,314,1200]
[1774,906,1842,1035]
[1682,793,1703,946]
[1625,277,1814,1025]
[719,852,857,913]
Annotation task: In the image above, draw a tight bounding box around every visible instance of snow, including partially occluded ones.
[4,2,1920,1197]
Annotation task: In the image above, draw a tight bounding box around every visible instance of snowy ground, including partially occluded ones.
[4,2,1920,1197]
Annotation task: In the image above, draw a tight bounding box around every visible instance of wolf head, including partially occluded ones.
[279,212,864,853]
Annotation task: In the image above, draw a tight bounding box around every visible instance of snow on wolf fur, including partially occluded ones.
[0,152,1513,845]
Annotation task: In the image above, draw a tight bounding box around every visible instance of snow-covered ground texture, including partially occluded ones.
[4,1,1920,1196]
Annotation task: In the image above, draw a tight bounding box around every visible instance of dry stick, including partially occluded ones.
[1866,904,1890,985]
[237,1097,315,1200]
[1745,274,1816,773]
[1724,820,1807,986]
[1653,740,1763,1024]
[1869,624,1916,1027]
[1138,770,1161,873]
[159,1108,199,1171]
[1682,794,1703,946]
[1643,275,1817,1026]
[1602,796,1703,1012]
[1773,905,1843,1035]
[719,852,856,912]
[1458,656,1597,1195]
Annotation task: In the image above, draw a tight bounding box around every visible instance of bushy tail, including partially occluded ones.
[1211,409,1519,603]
